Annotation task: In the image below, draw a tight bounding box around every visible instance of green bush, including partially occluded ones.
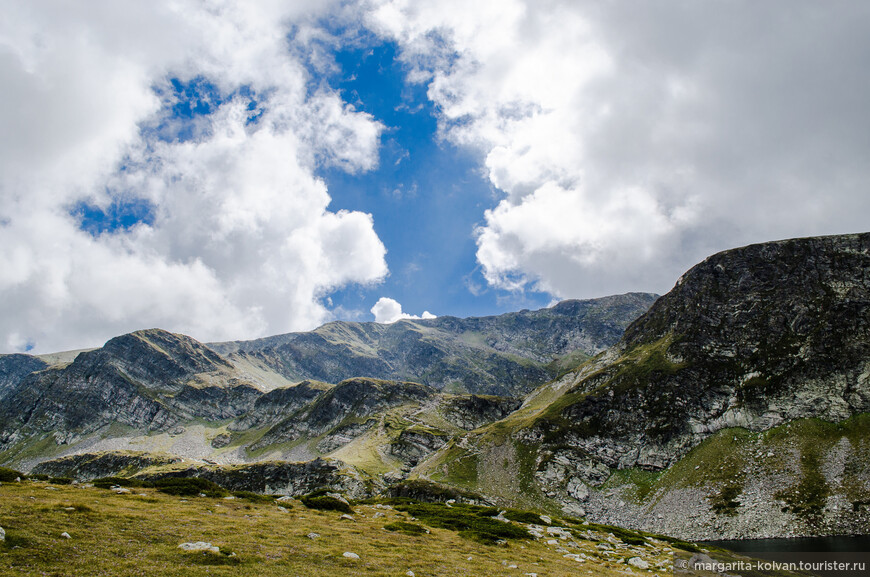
[48,477,74,485]
[394,502,530,541]
[0,466,24,482]
[152,477,227,498]
[502,509,547,524]
[300,493,353,514]
[231,491,276,504]
[27,473,50,481]
[383,521,427,535]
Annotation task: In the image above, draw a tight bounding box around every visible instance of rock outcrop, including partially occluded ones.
[251,378,435,450]
[540,233,870,470]
[31,451,182,480]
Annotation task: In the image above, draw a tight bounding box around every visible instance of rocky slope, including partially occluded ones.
[0,354,48,400]
[211,293,658,396]
[0,329,263,451]
[417,233,870,540]
[0,296,654,473]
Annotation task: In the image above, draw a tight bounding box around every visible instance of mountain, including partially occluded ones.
[0,354,48,400]
[211,293,658,396]
[0,295,652,471]
[419,232,870,539]
[4,233,869,543]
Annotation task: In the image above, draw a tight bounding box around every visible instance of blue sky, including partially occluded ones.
[1,1,868,353]
[321,40,551,320]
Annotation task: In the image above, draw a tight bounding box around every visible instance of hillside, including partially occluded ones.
[417,233,870,539]
[1,476,770,577]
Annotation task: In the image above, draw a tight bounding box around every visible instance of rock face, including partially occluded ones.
[440,395,522,431]
[149,458,369,498]
[0,354,48,401]
[424,233,870,540]
[250,378,436,450]
[0,329,262,450]
[542,233,870,470]
[31,451,182,480]
[211,293,658,396]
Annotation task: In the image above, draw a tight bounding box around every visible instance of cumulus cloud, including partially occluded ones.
[371,297,435,324]
[0,0,387,352]
[367,0,870,297]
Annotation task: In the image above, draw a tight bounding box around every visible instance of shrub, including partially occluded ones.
[502,509,547,525]
[231,491,276,504]
[383,521,427,535]
[27,474,50,481]
[300,494,353,514]
[394,502,530,541]
[0,466,24,482]
[48,477,74,485]
[152,477,227,498]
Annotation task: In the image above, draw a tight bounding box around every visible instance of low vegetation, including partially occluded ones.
[300,490,353,514]
[382,521,427,535]
[392,502,531,544]
[0,478,703,576]
[151,477,228,498]
[0,467,24,482]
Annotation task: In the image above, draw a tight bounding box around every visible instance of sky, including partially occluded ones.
[1,1,869,354]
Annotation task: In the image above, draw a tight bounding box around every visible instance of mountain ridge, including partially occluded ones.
[418,232,870,539]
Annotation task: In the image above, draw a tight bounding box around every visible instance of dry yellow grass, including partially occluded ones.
[0,480,679,576]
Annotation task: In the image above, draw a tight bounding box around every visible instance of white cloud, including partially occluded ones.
[367,0,870,298]
[0,0,388,352]
[371,297,435,324]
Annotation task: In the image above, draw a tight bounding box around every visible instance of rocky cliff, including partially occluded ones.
[0,354,48,400]
[418,233,870,540]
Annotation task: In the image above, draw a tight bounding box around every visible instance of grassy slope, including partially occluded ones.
[0,481,689,577]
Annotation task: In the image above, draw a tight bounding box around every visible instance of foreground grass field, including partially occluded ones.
[0,479,688,577]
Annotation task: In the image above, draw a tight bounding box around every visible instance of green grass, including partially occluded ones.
[382,521,427,535]
[774,452,830,522]
[599,413,870,527]
[386,479,485,503]
[93,476,150,489]
[0,478,679,576]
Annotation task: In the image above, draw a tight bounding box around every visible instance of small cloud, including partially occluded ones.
[371,297,435,323]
